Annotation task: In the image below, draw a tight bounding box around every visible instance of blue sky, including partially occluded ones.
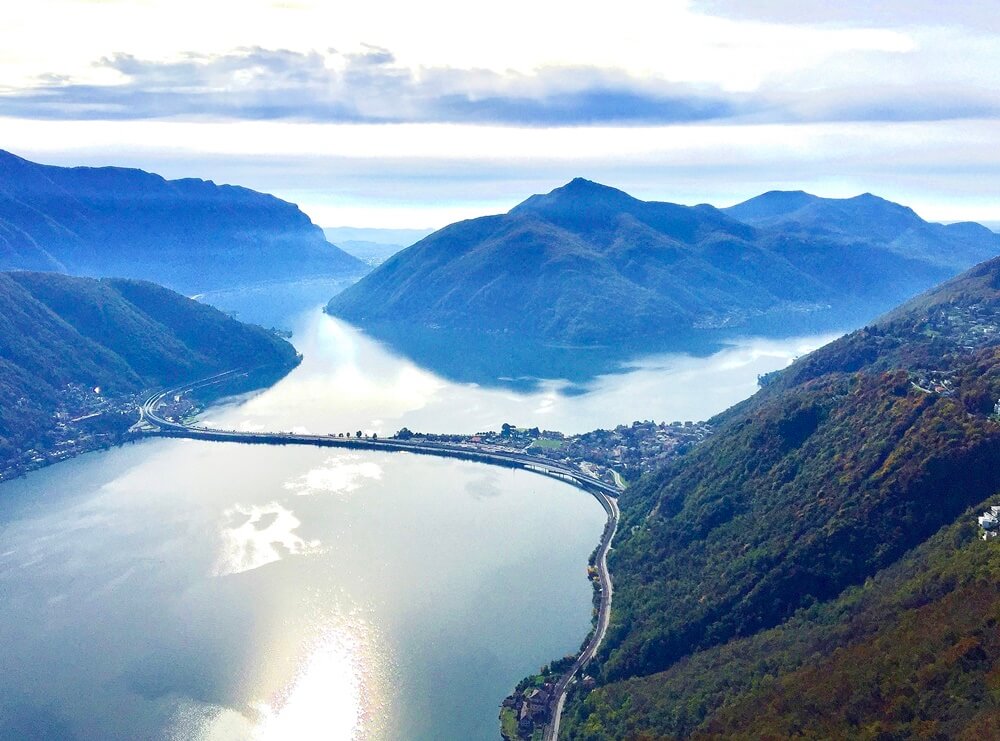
[1,0,998,227]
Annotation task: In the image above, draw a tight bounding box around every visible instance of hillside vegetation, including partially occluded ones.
[559,256,1000,739]
[0,271,298,475]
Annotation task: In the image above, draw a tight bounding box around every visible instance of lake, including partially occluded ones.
[0,300,837,740]
[204,308,838,436]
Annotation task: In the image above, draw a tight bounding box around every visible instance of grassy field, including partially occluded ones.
[500,707,519,739]
[529,438,565,450]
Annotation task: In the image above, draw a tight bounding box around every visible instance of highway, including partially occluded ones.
[136,372,622,739]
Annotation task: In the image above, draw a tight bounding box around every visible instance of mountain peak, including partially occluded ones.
[509,178,638,218]
[723,190,820,222]
[555,177,635,199]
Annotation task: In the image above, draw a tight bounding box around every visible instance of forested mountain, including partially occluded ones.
[327,179,999,346]
[560,256,1000,739]
[0,271,298,476]
[0,150,363,292]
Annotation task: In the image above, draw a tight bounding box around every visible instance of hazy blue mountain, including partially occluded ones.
[0,271,298,475]
[725,190,999,271]
[322,226,433,246]
[323,227,433,267]
[334,240,408,267]
[0,150,364,293]
[327,179,1000,347]
[721,189,820,222]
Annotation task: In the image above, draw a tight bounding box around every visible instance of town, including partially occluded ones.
[394,419,713,487]
[0,383,140,482]
[926,301,1000,351]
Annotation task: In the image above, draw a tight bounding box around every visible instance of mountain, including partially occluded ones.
[326,179,1000,346]
[322,227,434,269]
[0,271,298,476]
[322,226,433,247]
[558,257,1000,738]
[332,240,409,267]
[0,150,364,292]
[725,190,999,271]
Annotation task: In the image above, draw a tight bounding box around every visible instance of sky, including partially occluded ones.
[1,0,998,228]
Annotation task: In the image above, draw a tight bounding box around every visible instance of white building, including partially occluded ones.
[977,507,999,540]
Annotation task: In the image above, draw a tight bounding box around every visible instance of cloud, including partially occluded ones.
[2,40,998,127]
[694,1,1000,32]
[0,47,743,125]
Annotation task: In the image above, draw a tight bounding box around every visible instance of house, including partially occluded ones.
[527,688,550,720]
[977,506,1000,540]
[518,702,534,735]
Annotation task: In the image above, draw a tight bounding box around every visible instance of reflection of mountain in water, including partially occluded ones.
[345,300,878,390]
[344,319,836,391]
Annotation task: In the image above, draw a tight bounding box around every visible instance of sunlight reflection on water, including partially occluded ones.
[171,614,387,741]
[215,502,321,577]
[284,454,383,498]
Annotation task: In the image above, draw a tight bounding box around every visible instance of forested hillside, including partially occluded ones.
[0,271,298,477]
[560,256,1000,739]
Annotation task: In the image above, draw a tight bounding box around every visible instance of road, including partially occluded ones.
[610,468,626,490]
[544,490,618,741]
[137,371,622,740]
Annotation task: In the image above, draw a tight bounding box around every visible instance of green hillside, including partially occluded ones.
[559,256,1000,739]
[0,271,298,476]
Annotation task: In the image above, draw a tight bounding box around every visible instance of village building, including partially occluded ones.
[976,505,999,539]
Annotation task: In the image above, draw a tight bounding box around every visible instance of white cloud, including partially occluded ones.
[0,0,920,95]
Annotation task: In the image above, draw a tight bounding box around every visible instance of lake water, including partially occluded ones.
[205,308,838,436]
[0,300,837,741]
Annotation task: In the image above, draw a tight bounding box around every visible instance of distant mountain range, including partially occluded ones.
[559,254,1000,739]
[323,227,433,268]
[327,179,1000,347]
[0,150,364,293]
[0,271,298,476]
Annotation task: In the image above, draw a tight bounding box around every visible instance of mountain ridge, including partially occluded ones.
[0,150,365,292]
[327,180,1000,347]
